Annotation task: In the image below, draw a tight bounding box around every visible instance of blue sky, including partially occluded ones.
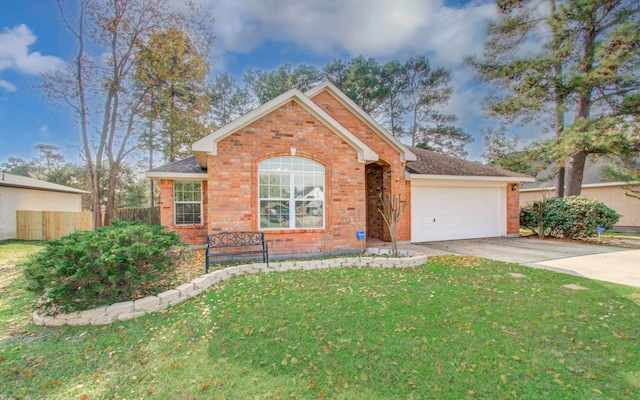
[0,0,539,165]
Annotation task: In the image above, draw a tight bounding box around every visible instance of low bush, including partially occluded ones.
[520,195,620,239]
[23,221,186,315]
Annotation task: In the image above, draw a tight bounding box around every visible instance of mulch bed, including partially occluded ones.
[156,248,207,292]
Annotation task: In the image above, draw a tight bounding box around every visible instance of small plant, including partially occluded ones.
[378,193,406,257]
[23,221,186,315]
[520,195,620,239]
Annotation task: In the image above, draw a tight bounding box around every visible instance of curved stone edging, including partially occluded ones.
[33,250,427,327]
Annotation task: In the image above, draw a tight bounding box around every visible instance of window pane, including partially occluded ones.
[258,157,324,230]
[176,203,201,225]
[295,201,323,228]
[260,200,290,228]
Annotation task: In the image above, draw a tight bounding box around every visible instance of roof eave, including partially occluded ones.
[145,172,208,180]
[521,180,640,192]
[0,183,89,194]
[407,173,536,183]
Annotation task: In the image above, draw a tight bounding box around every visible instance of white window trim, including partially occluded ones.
[174,181,203,226]
[258,157,325,230]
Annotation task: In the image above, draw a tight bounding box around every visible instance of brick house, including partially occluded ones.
[147,81,532,255]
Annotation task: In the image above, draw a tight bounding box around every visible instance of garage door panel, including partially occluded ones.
[411,186,505,242]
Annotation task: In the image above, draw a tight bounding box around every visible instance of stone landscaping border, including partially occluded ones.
[33,249,426,327]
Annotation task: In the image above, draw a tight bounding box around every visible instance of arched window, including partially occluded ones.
[258,157,325,229]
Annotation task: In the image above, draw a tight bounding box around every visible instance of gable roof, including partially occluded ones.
[406,147,534,182]
[0,173,89,194]
[305,81,416,163]
[146,156,207,179]
[192,86,378,167]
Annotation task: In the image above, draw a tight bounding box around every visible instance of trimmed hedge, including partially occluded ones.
[23,221,186,315]
[520,195,620,239]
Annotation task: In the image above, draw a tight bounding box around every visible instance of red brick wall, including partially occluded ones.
[159,179,208,245]
[207,100,366,255]
[507,183,520,235]
[159,89,413,252]
[310,90,411,242]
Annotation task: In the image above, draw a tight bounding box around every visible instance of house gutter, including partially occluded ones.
[406,173,535,183]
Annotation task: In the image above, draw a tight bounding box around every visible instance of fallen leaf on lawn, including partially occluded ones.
[201,381,211,391]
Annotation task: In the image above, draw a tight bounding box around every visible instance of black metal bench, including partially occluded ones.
[205,231,269,272]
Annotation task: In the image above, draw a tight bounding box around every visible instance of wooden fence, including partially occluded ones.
[16,210,94,241]
[114,207,160,226]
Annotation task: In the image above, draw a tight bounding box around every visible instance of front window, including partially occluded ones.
[174,181,202,225]
[259,157,325,229]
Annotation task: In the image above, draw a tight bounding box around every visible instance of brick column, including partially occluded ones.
[506,183,520,236]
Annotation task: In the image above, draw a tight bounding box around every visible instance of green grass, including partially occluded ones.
[1,244,639,399]
[0,240,45,336]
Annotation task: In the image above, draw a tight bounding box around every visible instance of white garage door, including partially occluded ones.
[411,185,505,242]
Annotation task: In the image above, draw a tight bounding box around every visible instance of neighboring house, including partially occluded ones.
[520,156,640,232]
[0,173,88,240]
[147,81,533,255]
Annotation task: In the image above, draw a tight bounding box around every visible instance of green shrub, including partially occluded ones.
[520,195,620,239]
[23,221,186,315]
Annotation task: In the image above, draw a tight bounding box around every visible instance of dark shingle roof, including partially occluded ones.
[150,149,530,180]
[148,156,206,174]
[405,146,531,178]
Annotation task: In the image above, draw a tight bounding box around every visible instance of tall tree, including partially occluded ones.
[482,126,540,175]
[469,0,640,196]
[45,0,213,226]
[378,60,408,138]
[244,64,323,104]
[403,56,471,156]
[0,145,89,191]
[0,157,30,176]
[134,27,211,163]
[210,73,252,127]
[325,56,389,115]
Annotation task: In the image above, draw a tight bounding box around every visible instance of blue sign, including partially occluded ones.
[595,227,606,234]
[356,230,365,240]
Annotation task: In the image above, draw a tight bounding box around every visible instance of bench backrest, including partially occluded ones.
[207,232,265,248]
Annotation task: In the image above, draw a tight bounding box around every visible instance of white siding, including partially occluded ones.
[0,187,83,240]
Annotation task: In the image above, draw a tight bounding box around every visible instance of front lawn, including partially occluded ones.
[1,243,639,399]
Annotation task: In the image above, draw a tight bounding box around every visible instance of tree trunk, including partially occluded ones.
[103,166,119,226]
[551,0,565,198]
[555,167,565,198]
[564,6,595,198]
[91,171,103,228]
[565,151,587,196]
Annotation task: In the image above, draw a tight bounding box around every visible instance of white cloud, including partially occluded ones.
[192,0,506,159]
[0,80,17,93]
[201,0,497,69]
[0,24,65,92]
[39,125,50,139]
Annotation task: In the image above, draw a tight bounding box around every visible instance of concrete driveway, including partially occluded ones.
[409,237,640,288]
